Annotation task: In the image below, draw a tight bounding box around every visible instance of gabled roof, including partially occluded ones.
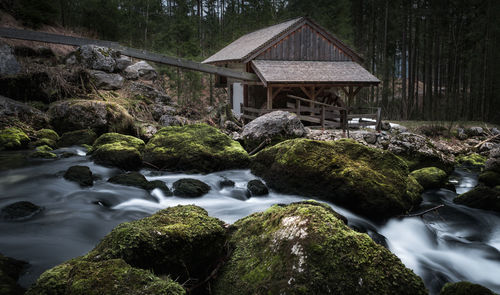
[203,17,362,64]
[252,60,380,86]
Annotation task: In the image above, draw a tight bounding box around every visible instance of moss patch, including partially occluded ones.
[410,167,448,189]
[440,281,495,295]
[0,127,30,151]
[89,133,145,171]
[479,171,500,187]
[86,205,226,285]
[213,201,427,295]
[58,129,97,147]
[251,138,423,220]
[144,124,249,173]
[26,258,185,295]
[30,150,57,159]
[457,153,487,167]
[35,129,59,142]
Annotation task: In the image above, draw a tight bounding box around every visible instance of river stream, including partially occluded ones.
[0,147,499,294]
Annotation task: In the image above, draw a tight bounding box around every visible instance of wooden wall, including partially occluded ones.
[256,24,352,62]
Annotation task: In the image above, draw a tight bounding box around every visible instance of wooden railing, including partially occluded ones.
[241,95,381,131]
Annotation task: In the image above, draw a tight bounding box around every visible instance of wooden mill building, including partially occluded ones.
[203,17,381,129]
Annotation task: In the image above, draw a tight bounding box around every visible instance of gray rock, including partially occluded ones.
[159,114,188,126]
[240,111,306,150]
[218,177,235,188]
[89,70,124,90]
[456,128,468,140]
[1,201,43,221]
[75,45,118,72]
[172,178,210,197]
[0,95,49,129]
[115,55,132,71]
[467,126,484,136]
[0,41,21,76]
[381,121,391,131]
[390,124,407,134]
[124,61,157,80]
[485,148,500,173]
[363,132,378,144]
[247,179,268,196]
[64,165,93,187]
[491,128,500,135]
[224,120,241,132]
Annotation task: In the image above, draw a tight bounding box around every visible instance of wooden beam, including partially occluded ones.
[267,86,273,110]
[0,27,258,81]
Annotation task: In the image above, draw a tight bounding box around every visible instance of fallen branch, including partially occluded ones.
[399,204,444,218]
[248,138,270,156]
[143,161,161,170]
[474,134,500,149]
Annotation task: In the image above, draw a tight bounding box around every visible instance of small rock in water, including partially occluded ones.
[229,187,250,201]
[0,201,44,221]
[173,178,210,197]
[147,180,173,196]
[247,179,269,196]
[218,177,235,188]
[64,166,94,187]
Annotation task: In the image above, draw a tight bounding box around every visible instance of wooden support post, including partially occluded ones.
[266,86,273,110]
[376,107,382,132]
[296,99,301,117]
[321,106,325,129]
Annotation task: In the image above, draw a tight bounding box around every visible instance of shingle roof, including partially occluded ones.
[203,18,303,64]
[251,60,380,85]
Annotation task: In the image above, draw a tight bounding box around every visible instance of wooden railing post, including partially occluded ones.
[376,107,382,132]
[321,106,325,129]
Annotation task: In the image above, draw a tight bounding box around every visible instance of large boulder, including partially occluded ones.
[251,138,423,220]
[126,82,173,121]
[89,70,124,90]
[485,148,500,173]
[387,132,454,173]
[26,258,185,295]
[172,178,210,197]
[0,253,27,295]
[410,167,448,190]
[124,61,157,80]
[213,201,427,295]
[86,205,226,287]
[440,281,495,295]
[0,41,21,76]
[456,153,487,168]
[0,127,30,151]
[240,110,306,151]
[89,133,145,171]
[48,100,134,134]
[58,129,97,147]
[0,95,48,129]
[144,124,249,173]
[72,45,118,72]
[453,185,500,213]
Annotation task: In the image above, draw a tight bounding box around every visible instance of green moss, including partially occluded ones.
[457,153,487,167]
[213,201,427,295]
[479,171,500,187]
[440,281,495,295]
[144,124,249,173]
[86,205,226,285]
[410,167,448,189]
[0,127,30,151]
[32,138,57,149]
[58,129,97,147]
[89,133,145,171]
[26,258,185,295]
[30,150,57,159]
[250,138,422,220]
[35,144,53,152]
[36,129,59,142]
[453,185,500,212]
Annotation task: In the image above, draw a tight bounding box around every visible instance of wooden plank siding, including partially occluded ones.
[255,24,352,62]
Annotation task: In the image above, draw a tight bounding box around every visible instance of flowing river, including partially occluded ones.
[0,147,499,294]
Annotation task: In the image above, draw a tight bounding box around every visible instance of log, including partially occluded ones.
[399,204,444,218]
[474,134,500,149]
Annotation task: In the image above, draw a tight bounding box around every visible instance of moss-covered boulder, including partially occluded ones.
[479,170,500,187]
[213,201,427,295]
[32,138,57,149]
[89,133,145,170]
[0,127,30,151]
[0,253,27,295]
[48,100,135,135]
[26,258,185,295]
[172,178,211,197]
[440,281,495,295]
[410,167,448,189]
[36,129,59,142]
[64,166,94,187]
[251,138,423,220]
[58,129,97,147]
[108,172,172,195]
[144,124,249,173]
[86,205,226,287]
[453,185,500,212]
[29,150,57,159]
[457,153,487,168]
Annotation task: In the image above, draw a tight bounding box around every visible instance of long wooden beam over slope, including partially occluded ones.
[0,27,258,81]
